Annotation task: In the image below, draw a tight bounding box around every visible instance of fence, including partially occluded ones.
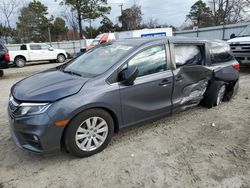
[174,22,250,40]
[5,39,94,54]
[5,22,250,53]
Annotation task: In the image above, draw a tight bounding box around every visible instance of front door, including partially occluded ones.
[119,44,174,127]
[29,44,43,61]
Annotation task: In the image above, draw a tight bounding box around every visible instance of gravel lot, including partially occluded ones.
[0,62,250,188]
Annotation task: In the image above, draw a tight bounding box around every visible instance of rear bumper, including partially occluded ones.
[0,60,9,69]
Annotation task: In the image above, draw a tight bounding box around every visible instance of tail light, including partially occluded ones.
[232,62,240,71]
[5,52,10,61]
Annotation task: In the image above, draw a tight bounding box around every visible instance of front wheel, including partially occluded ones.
[64,109,114,157]
[0,70,3,77]
[57,54,66,63]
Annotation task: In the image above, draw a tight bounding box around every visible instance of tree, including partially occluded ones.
[0,0,19,43]
[58,0,85,39]
[58,0,110,39]
[0,0,19,28]
[51,17,68,41]
[98,16,114,33]
[0,24,16,43]
[82,0,111,38]
[186,0,213,28]
[209,0,248,25]
[62,7,79,39]
[118,5,143,31]
[16,0,50,42]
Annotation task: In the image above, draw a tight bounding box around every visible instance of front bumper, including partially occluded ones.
[8,109,65,154]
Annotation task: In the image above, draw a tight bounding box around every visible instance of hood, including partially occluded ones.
[228,37,250,43]
[12,69,88,102]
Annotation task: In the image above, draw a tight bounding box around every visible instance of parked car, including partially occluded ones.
[76,33,116,57]
[9,43,67,67]
[0,42,10,77]
[228,25,250,65]
[8,37,239,157]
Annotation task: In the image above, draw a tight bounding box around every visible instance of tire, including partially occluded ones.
[14,57,26,68]
[0,70,3,77]
[64,109,114,157]
[201,80,226,108]
[57,54,66,63]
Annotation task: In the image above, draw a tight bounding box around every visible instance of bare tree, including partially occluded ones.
[209,0,248,25]
[0,0,19,28]
[61,7,79,39]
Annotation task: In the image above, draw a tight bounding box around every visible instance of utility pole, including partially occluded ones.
[119,4,123,29]
[48,27,52,46]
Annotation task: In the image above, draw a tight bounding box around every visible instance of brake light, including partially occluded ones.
[232,62,240,71]
[5,52,10,61]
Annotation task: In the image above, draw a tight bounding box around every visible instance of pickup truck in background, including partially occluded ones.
[0,42,10,77]
[9,43,67,67]
[228,25,250,65]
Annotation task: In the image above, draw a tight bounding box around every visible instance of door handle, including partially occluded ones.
[159,79,171,87]
[175,75,184,82]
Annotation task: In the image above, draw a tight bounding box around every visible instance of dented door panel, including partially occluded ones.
[172,65,213,112]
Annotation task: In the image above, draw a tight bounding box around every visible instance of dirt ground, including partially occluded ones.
[0,62,250,188]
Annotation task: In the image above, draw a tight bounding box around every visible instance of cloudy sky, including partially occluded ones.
[1,0,197,28]
[41,0,197,27]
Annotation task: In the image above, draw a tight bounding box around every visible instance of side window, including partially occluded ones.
[30,45,41,50]
[174,45,203,67]
[128,45,167,77]
[41,44,49,50]
[20,45,27,50]
[209,42,234,64]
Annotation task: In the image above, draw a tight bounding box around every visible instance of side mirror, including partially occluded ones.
[119,66,139,86]
[230,33,236,39]
[48,47,54,51]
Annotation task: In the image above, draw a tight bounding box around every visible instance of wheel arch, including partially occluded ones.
[57,53,66,58]
[14,55,26,62]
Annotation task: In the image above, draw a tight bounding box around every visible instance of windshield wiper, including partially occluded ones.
[63,70,82,77]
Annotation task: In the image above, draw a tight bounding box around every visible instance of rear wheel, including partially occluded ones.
[201,80,226,108]
[15,57,26,68]
[57,54,66,63]
[0,70,3,77]
[64,109,114,157]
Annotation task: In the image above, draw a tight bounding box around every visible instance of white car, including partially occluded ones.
[9,43,67,67]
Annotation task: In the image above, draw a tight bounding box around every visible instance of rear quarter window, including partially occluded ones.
[209,41,234,64]
[20,45,27,50]
[174,45,204,67]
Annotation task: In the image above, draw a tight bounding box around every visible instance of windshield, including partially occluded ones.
[238,25,250,37]
[64,43,133,77]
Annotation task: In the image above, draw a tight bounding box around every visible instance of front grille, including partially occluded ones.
[230,43,250,53]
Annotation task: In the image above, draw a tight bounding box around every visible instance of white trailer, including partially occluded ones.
[115,28,173,40]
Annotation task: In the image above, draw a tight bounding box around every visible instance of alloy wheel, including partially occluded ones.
[75,117,108,151]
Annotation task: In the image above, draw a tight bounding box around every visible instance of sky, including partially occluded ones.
[41,0,197,27]
[0,0,197,28]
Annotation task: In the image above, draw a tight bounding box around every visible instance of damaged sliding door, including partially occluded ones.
[171,44,213,112]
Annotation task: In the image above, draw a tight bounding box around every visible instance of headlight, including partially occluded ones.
[15,103,51,116]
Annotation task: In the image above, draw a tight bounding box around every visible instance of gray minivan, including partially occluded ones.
[8,37,239,157]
